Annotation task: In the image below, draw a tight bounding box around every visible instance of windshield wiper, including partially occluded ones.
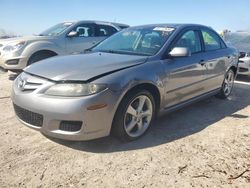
[83,48,92,54]
[120,51,151,56]
[97,49,150,56]
[98,49,120,54]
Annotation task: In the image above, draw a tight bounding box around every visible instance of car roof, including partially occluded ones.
[130,23,212,30]
[63,20,129,28]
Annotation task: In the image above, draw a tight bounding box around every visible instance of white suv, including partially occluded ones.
[0,20,129,72]
[238,52,250,76]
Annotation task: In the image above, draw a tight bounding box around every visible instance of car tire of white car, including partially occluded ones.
[28,50,57,65]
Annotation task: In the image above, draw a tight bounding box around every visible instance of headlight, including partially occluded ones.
[2,41,26,52]
[44,83,107,97]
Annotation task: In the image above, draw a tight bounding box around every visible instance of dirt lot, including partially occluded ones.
[0,71,249,188]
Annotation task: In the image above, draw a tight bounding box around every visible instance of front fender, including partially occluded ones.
[95,60,166,114]
[226,47,239,74]
[21,41,65,60]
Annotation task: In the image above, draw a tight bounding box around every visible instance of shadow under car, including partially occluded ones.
[46,82,250,153]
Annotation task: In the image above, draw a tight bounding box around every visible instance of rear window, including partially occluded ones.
[202,30,226,51]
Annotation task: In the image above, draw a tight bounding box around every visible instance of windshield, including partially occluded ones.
[39,22,73,36]
[93,26,175,56]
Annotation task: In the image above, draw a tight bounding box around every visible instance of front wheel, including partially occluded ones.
[28,51,57,66]
[112,90,155,141]
[218,69,235,99]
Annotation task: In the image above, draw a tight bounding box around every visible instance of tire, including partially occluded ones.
[112,89,156,141]
[28,51,57,65]
[217,69,235,99]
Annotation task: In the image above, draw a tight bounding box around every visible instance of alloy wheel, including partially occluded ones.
[223,70,234,97]
[124,95,153,138]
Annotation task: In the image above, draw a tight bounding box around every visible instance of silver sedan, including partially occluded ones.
[11,24,239,141]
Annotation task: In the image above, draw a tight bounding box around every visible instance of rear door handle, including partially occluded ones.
[199,60,206,66]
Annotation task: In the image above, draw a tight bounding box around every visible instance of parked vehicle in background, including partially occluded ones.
[238,52,250,76]
[0,21,129,72]
[12,24,238,141]
[224,31,250,76]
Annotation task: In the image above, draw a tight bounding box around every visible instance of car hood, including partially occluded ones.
[24,52,147,82]
[0,35,55,45]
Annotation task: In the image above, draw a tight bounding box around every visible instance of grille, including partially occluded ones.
[239,67,249,72]
[19,81,43,92]
[17,72,47,92]
[59,121,82,132]
[13,104,43,127]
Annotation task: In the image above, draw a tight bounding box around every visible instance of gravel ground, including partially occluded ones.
[0,71,249,188]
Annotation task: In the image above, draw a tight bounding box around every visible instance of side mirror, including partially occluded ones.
[169,47,191,57]
[67,31,78,37]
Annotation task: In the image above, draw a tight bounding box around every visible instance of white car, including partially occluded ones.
[0,20,129,72]
[238,52,250,76]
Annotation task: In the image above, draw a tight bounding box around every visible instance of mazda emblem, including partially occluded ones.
[18,78,26,91]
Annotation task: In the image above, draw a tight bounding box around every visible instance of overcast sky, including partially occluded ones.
[1,0,250,36]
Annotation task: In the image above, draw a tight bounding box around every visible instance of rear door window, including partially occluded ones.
[96,25,118,37]
[202,30,222,51]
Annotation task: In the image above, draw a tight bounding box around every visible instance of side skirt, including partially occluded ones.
[158,88,221,116]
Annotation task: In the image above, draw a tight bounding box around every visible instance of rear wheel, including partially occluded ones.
[218,69,235,99]
[28,51,57,65]
[112,90,155,141]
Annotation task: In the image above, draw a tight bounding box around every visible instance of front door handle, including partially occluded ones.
[199,60,206,66]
